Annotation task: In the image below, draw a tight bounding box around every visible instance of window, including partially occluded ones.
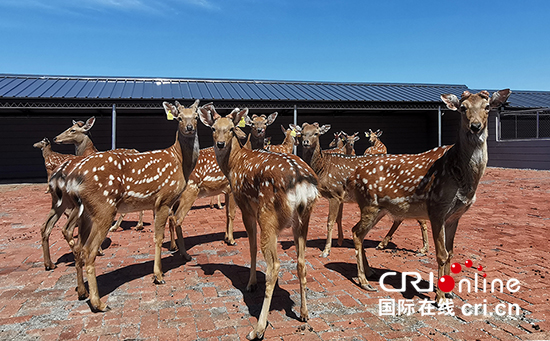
[498,109,550,141]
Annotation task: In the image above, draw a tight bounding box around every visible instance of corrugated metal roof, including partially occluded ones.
[0,74,468,103]
[1,74,548,109]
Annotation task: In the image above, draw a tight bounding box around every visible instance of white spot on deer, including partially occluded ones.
[103,190,109,196]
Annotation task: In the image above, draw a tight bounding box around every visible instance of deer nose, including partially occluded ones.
[302,140,310,147]
[216,141,226,149]
[470,122,482,133]
[186,124,194,132]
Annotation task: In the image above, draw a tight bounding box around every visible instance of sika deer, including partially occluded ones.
[33,138,72,189]
[245,112,278,150]
[265,125,299,154]
[199,104,318,340]
[326,132,347,154]
[346,90,511,302]
[364,129,387,155]
[292,123,377,257]
[362,129,444,255]
[59,100,201,312]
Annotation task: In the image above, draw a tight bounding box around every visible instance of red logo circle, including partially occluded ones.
[465,259,473,268]
[451,263,462,274]
[438,275,455,293]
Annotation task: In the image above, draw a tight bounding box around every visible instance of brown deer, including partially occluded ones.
[364,129,387,155]
[292,123,379,257]
[245,112,278,150]
[40,117,100,270]
[346,90,511,302]
[341,131,360,155]
[326,132,346,154]
[57,100,201,312]
[167,146,237,253]
[265,125,299,154]
[33,138,72,191]
[362,129,446,255]
[199,104,318,340]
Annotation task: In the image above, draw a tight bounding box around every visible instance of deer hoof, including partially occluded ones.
[225,238,236,246]
[299,314,309,322]
[91,303,111,313]
[246,283,257,293]
[77,290,89,301]
[361,283,377,292]
[135,224,144,231]
[247,329,264,340]
[320,250,330,258]
[153,277,165,285]
[179,251,192,262]
[44,263,56,271]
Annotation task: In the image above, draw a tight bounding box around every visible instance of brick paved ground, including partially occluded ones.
[0,167,548,340]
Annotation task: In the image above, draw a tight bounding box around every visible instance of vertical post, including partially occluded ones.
[536,111,540,139]
[293,104,298,155]
[438,106,442,147]
[111,104,116,150]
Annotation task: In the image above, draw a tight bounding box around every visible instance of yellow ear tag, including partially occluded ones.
[237,117,246,128]
[290,129,297,137]
[166,110,174,121]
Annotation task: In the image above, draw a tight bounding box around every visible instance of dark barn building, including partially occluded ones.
[0,74,549,182]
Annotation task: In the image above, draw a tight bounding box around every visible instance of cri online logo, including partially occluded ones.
[379,259,521,294]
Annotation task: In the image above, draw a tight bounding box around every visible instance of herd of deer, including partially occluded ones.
[33,90,510,339]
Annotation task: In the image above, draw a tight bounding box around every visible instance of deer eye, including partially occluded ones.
[460,105,467,111]
[212,127,216,132]
[70,129,76,133]
[485,105,490,110]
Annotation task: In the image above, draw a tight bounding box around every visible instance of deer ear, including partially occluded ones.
[490,89,511,108]
[289,124,301,133]
[319,124,331,135]
[72,120,78,125]
[365,132,369,138]
[281,125,286,134]
[163,102,178,121]
[441,94,461,111]
[83,117,95,131]
[190,99,200,110]
[198,104,217,127]
[233,108,249,127]
[266,112,278,125]
[244,114,253,126]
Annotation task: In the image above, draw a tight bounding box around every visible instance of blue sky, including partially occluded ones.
[1,0,549,91]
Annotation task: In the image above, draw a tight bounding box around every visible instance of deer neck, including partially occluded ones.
[214,134,242,178]
[250,134,265,150]
[75,135,98,156]
[448,125,489,193]
[173,130,200,183]
[302,141,326,174]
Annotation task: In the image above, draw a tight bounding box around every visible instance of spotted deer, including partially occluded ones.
[167,146,237,254]
[292,123,379,257]
[57,100,201,312]
[33,138,72,189]
[265,125,299,154]
[326,132,346,154]
[40,117,100,270]
[199,104,318,340]
[245,112,278,150]
[362,129,443,255]
[346,90,511,302]
[364,129,387,155]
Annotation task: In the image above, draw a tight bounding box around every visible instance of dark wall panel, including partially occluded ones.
[487,112,550,170]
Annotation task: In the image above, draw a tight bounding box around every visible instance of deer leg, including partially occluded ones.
[376,219,403,250]
[321,198,341,257]
[248,217,279,341]
[294,208,312,323]
[41,207,63,270]
[152,205,171,285]
[109,213,125,232]
[336,202,344,246]
[61,208,79,250]
[217,194,223,209]
[172,186,199,256]
[73,217,89,301]
[84,219,112,312]
[135,211,144,230]
[353,205,383,291]
[417,220,429,255]
[224,192,236,245]
[241,211,258,292]
[443,219,459,298]
[430,217,448,304]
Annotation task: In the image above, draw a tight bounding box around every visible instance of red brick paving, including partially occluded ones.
[0,167,548,340]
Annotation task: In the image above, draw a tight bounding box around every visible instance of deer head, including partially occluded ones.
[291,122,331,150]
[54,117,95,145]
[199,104,249,154]
[441,89,511,140]
[365,129,382,143]
[33,137,51,149]
[245,112,278,140]
[162,100,200,136]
